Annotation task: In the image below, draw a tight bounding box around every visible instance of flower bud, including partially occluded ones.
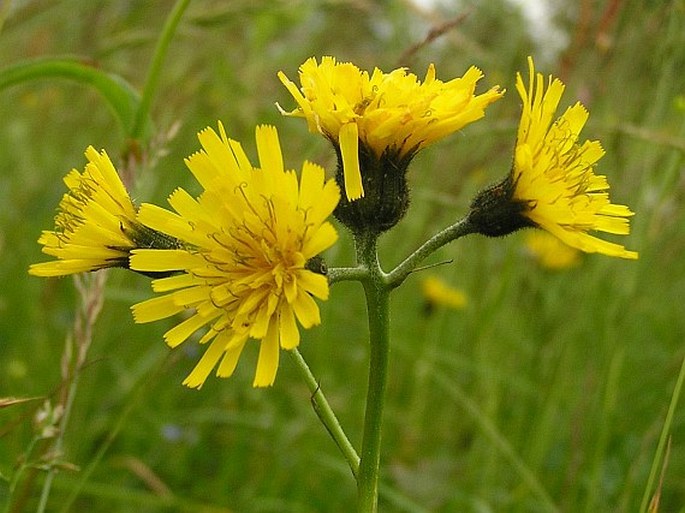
[467,175,533,237]
[333,144,413,235]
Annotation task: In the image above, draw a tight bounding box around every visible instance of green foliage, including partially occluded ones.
[1,0,684,512]
[0,57,145,136]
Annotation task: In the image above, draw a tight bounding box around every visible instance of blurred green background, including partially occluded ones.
[1,1,684,511]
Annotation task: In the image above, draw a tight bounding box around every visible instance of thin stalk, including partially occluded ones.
[36,272,107,513]
[385,216,475,289]
[639,355,685,513]
[3,437,41,513]
[129,0,191,139]
[289,349,360,476]
[355,233,390,513]
[35,373,80,513]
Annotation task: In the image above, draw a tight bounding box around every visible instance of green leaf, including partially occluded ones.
[0,56,150,138]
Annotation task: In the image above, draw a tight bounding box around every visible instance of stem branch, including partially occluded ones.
[328,266,368,285]
[385,216,475,289]
[289,349,360,477]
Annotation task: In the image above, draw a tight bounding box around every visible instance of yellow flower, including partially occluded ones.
[421,275,467,310]
[29,147,140,277]
[524,231,581,270]
[130,123,340,388]
[278,56,503,201]
[469,57,638,260]
[512,57,638,259]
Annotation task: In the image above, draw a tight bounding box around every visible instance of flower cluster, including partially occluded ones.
[30,55,638,388]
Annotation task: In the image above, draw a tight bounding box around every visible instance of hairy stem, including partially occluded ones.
[385,216,475,289]
[355,233,390,513]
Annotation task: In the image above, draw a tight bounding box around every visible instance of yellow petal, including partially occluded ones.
[132,295,185,323]
[291,290,321,329]
[216,335,248,378]
[130,249,201,272]
[182,334,229,389]
[29,260,106,277]
[339,122,364,200]
[255,125,284,174]
[278,304,300,350]
[253,321,280,387]
[164,311,220,348]
[297,271,329,300]
[302,222,338,258]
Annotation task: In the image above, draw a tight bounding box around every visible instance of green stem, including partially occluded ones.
[355,233,390,513]
[328,266,367,284]
[385,216,475,289]
[289,349,360,476]
[330,218,475,511]
[130,0,191,139]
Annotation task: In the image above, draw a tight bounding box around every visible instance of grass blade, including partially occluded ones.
[639,356,685,513]
[0,56,146,136]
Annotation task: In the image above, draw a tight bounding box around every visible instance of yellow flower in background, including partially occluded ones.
[511,57,638,259]
[524,231,581,270]
[130,123,340,388]
[421,275,467,310]
[29,147,140,277]
[278,56,503,200]
[469,57,638,260]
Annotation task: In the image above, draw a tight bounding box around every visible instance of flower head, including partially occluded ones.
[30,147,141,276]
[278,56,503,201]
[524,231,581,270]
[469,57,638,260]
[421,275,467,311]
[130,123,340,388]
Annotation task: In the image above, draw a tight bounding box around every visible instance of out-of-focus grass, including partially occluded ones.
[1,1,684,512]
